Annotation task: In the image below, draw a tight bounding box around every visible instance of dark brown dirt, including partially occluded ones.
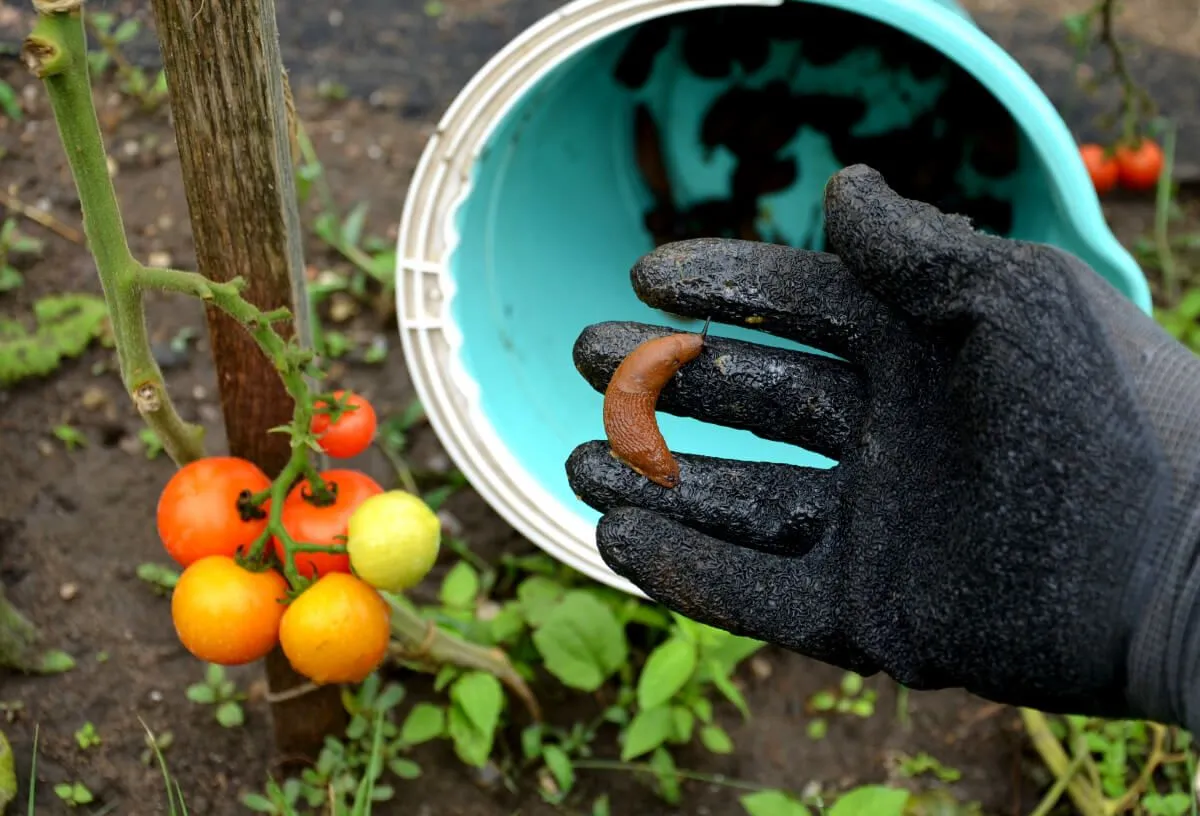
[0,9,1196,816]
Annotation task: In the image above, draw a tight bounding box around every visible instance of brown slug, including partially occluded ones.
[602,319,710,488]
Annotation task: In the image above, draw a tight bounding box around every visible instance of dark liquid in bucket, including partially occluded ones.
[617,4,1019,249]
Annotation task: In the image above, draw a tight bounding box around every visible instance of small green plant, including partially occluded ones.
[0,293,110,386]
[139,427,164,459]
[136,562,180,595]
[804,672,877,742]
[185,663,246,728]
[53,781,94,807]
[73,722,100,749]
[52,424,87,451]
[0,217,45,292]
[0,79,22,121]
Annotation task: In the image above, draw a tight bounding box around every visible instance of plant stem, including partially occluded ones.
[23,6,205,466]
[384,594,541,721]
[1020,709,1107,816]
[571,759,783,795]
[1154,122,1178,302]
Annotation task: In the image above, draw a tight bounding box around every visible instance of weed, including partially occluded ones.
[84,13,168,111]
[53,781,93,807]
[137,562,180,595]
[73,722,100,750]
[0,294,110,386]
[0,217,45,292]
[0,79,22,122]
[185,664,246,728]
[52,424,87,451]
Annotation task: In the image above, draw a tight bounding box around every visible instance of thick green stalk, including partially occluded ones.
[23,5,204,464]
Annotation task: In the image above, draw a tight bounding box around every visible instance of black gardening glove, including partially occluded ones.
[566,164,1200,732]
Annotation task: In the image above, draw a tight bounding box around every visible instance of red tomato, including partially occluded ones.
[273,469,384,578]
[311,391,377,459]
[157,457,272,567]
[1079,143,1118,194]
[1114,139,1164,191]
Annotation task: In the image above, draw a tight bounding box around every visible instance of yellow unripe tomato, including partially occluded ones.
[345,490,441,593]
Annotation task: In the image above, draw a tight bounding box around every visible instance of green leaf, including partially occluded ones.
[341,202,369,248]
[670,706,695,743]
[389,758,422,779]
[186,684,216,704]
[240,792,276,812]
[621,706,674,761]
[0,294,109,386]
[37,650,75,674]
[489,602,526,643]
[532,591,628,692]
[517,576,566,626]
[740,789,812,816]
[709,661,750,719]
[806,718,827,740]
[0,266,22,293]
[452,672,503,735]
[446,706,491,768]
[0,81,22,121]
[840,672,863,696]
[399,703,445,745]
[810,691,836,712]
[113,19,141,42]
[521,725,543,760]
[828,785,909,816]
[699,724,733,754]
[637,637,697,710]
[216,701,244,728]
[542,744,575,793]
[440,561,480,609]
[649,746,681,805]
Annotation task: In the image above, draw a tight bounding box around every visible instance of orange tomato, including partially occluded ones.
[1079,143,1118,194]
[311,390,378,459]
[279,572,391,684]
[157,457,272,567]
[171,555,288,665]
[273,469,383,578]
[1114,139,1164,191]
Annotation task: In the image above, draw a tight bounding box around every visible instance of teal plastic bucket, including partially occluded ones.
[396,0,1151,595]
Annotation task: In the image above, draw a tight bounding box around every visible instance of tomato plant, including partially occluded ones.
[279,572,391,684]
[346,490,442,592]
[1079,143,1119,194]
[171,555,288,666]
[311,390,377,459]
[273,469,383,578]
[1114,138,1164,191]
[157,456,271,567]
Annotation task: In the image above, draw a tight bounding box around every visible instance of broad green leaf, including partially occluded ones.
[828,785,909,816]
[185,684,215,704]
[389,758,421,779]
[450,672,503,737]
[670,706,695,743]
[709,660,750,718]
[440,561,479,609]
[740,789,812,816]
[542,744,575,793]
[215,701,244,728]
[699,724,733,754]
[637,637,697,710]
[649,746,681,805]
[532,591,628,691]
[621,706,674,761]
[446,706,491,768]
[399,703,445,745]
[517,576,566,626]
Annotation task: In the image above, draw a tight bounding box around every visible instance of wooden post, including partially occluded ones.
[146,0,347,759]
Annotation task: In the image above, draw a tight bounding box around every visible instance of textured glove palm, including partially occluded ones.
[566,164,1200,732]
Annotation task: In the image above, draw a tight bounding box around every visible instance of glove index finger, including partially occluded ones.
[822,164,994,323]
[630,237,888,362]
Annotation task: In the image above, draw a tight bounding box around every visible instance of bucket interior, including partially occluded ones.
[448,1,1128,526]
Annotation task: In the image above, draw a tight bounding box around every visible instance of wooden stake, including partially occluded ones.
[146,0,347,761]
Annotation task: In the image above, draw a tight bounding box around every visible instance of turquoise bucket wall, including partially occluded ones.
[398,0,1151,585]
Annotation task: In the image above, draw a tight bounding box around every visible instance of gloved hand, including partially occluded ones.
[566,164,1200,733]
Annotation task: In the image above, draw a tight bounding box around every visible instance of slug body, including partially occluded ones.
[603,324,708,488]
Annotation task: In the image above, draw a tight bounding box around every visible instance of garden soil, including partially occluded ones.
[1,1,1198,813]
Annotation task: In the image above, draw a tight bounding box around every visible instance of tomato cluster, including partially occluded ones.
[154,391,442,685]
[1080,139,1164,195]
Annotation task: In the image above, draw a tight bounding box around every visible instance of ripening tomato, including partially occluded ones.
[1114,139,1164,191]
[347,491,441,593]
[273,469,384,578]
[1079,143,1118,194]
[171,555,288,665]
[157,456,272,567]
[279,572,391,684]
[311,391,377,459]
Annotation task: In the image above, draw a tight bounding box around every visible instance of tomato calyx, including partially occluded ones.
[236,488,270,522]
[297,475,339,508]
